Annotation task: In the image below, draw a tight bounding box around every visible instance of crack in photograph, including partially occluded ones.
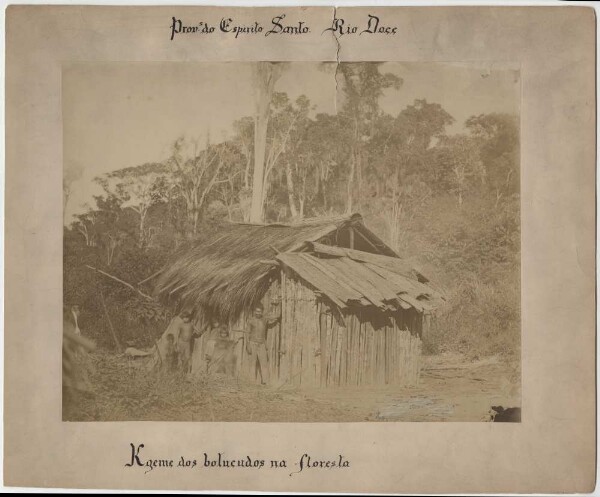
[62,61,521,422]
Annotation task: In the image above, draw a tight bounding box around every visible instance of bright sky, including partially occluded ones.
[63,61,519,222]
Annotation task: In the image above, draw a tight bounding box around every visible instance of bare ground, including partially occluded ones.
[64,351,520,422]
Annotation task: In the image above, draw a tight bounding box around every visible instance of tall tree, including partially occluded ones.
[250,62,285,223]
[232,116,254,221]
[466,113,519,205]
[167,137,232,236]
[436,134,483,207]
[365,100,453,249]
[368,100,454,197]
[265,93,312,220]
[214,145,245,222]
[280,111,344,219]
[96,163,168,248]
[72,206,99,247]
[338,63,402,213]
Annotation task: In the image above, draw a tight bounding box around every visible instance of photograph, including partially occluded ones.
[62,60,521,423]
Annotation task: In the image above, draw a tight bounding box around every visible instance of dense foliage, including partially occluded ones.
[64,62,519,359]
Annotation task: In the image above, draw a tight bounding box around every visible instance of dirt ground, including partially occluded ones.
[64,351,520,422]
[304,353,521,422]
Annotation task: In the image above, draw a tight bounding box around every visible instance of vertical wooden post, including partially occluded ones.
[319,306,327,387]
[280,269,288,382]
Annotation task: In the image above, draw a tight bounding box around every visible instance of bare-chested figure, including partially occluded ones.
[175,311,200,374]
[206,324,237,376]
[246,300,280,385]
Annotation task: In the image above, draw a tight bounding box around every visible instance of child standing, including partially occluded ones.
[164,334,178,373]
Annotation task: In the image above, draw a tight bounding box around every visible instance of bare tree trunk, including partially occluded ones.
[346,116,362,215]
[251,111,268,223]
[345,153,355,214]
[78,226,90,246]
[495,188,502,208]
[299,172,307,220]
[356,150,362,212]
[138,211,146,249]
[239,188,251,222]
[385,165,404,252]
[453,164,466,208]
[193,210,200,235]
[244,157,252,189]
[184,198,195,237]
[285,163,299,219]
[250,62,281,224]
[106,236,117,266]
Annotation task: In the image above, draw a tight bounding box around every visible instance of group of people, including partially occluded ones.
[159,299,281,385]
[164,315,238,376]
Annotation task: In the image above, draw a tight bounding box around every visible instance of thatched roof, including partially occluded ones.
[154,214,364,319]
[153,213,440,321]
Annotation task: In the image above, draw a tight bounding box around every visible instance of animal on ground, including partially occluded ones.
[485,405,521,422]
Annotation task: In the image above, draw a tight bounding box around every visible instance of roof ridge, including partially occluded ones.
[228,212,362,228]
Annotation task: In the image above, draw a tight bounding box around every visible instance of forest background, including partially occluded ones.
[63,62,520,361]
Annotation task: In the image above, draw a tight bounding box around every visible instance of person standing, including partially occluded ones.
[206,325,237,376]
[245,300,280,385]
[164,334,179,373]
[176,311,201,374]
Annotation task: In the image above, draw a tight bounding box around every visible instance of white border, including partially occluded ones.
[1,0,597,494]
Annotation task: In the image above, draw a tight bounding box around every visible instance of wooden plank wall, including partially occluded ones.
[331,310,422,387]
[227,272,423,388]
[291,298,422,388]
[279,269,321,387]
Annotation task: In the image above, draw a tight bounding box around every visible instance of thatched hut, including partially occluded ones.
[154,213,443,387]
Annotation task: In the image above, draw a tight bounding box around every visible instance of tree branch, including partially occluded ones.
[86,265,154,300]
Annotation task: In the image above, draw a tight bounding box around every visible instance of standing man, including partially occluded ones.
[246,299,280,385]
[176,310,202,374]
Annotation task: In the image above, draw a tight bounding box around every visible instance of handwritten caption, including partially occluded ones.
[125,443,350,477]
[170,14,397,40]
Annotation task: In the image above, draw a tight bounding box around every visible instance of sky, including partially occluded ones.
[63,61,519,222]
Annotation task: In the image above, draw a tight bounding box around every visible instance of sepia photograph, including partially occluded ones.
[7,3,595,491]
[62,61,521,423]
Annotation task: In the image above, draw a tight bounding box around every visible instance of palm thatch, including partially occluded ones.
[154,215,369,321]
